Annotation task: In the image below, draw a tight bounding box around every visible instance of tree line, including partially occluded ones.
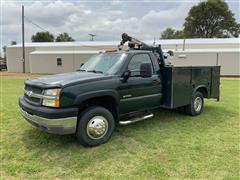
[1,33,74,59]
[31,32,75,42]
[160,0,239,39]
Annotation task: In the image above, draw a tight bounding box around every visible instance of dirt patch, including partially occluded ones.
[221,77,240,80]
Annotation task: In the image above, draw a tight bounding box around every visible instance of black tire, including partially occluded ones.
[185,91,204,116]
[76,106,115,147]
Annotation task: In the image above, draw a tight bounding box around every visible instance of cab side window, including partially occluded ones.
[128,54,153,76]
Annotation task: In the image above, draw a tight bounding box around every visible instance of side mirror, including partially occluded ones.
[80,63,84,67]
[140,63,152,77]
[167,50,174,57]
[122,70,131,81]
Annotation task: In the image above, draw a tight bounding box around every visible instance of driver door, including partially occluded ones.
[119,53,162,114]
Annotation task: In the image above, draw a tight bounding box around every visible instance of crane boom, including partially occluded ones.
[118,33,166,67]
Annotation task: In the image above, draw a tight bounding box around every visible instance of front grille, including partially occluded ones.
[25,85,43,94]
[25,95,41,104]
[24,85,43,105]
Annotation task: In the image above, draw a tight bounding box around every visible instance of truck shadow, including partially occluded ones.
[21,108,178,149]
[21,104,231,151]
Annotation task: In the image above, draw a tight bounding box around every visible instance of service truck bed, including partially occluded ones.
[161,66,220,109]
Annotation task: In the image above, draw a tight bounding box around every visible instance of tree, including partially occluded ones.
[31,32,54,42]
[11,41,17,45]
[160,28,185,39]
[174,30,185,39]
[160,28,176,39]
[56,32,74,42]
[183,0,240,38]
[2,46,7,63]
[2,46,6,54]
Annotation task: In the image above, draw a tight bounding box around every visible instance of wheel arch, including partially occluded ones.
[194,85,208,98]
[75,90,120,122]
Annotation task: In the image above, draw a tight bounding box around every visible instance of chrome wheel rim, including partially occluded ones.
[194,97,202,112]
[86,116,108,140]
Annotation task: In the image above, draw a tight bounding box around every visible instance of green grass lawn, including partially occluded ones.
[0,75,239,179]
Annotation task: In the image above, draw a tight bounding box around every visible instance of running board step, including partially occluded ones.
[119,113,154,125]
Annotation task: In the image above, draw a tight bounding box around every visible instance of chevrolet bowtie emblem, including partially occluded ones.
[26,90,33,97]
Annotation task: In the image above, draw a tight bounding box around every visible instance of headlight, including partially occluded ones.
[42,88,61,108]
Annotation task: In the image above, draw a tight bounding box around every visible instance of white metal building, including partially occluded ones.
[172,48,240,76]
[6,38,240,75]
[29,51,98,74]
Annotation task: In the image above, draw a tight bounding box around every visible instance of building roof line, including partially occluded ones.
[30,50,101,55]
[8,38,240,48]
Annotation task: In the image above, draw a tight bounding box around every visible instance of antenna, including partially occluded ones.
[88,34,96,41]
[22,5,25,73]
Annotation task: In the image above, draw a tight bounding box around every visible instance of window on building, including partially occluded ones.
[57,58,62,66]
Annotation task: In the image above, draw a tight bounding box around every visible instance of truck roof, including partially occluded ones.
[125,50,152,54]
[104,50,152,54]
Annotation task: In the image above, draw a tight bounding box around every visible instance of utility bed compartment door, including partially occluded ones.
[172,69,192,108]
[210,66,220,98]
[161,67,191,109]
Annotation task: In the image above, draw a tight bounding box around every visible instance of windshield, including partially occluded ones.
[80,52,127,74]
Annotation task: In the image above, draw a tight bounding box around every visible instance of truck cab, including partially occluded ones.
[19,34,220,147]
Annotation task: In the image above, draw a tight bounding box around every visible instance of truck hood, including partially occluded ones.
[25,71,113,88]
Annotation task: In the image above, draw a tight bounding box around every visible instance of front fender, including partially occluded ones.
[74,89,120,106]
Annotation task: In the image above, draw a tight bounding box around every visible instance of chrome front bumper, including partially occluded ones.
[20,108,77,134]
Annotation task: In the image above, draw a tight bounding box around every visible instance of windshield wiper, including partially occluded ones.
[78,69,86,72]
[87,70,103,73]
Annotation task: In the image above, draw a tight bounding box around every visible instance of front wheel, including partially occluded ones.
[185,92,204,116]
[76,106,115,147]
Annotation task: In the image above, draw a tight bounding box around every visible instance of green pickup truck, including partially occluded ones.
[19,34,220,146]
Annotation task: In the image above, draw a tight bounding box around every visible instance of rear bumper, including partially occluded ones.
[19,97,78,134]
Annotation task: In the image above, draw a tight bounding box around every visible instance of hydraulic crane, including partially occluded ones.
[118,33,167,67]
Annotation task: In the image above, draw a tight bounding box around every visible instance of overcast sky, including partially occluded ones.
[1,0,239,52]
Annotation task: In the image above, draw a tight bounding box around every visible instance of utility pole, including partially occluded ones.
[22,5,25,73]
[88,34,96,41]
[153,36,156,45]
